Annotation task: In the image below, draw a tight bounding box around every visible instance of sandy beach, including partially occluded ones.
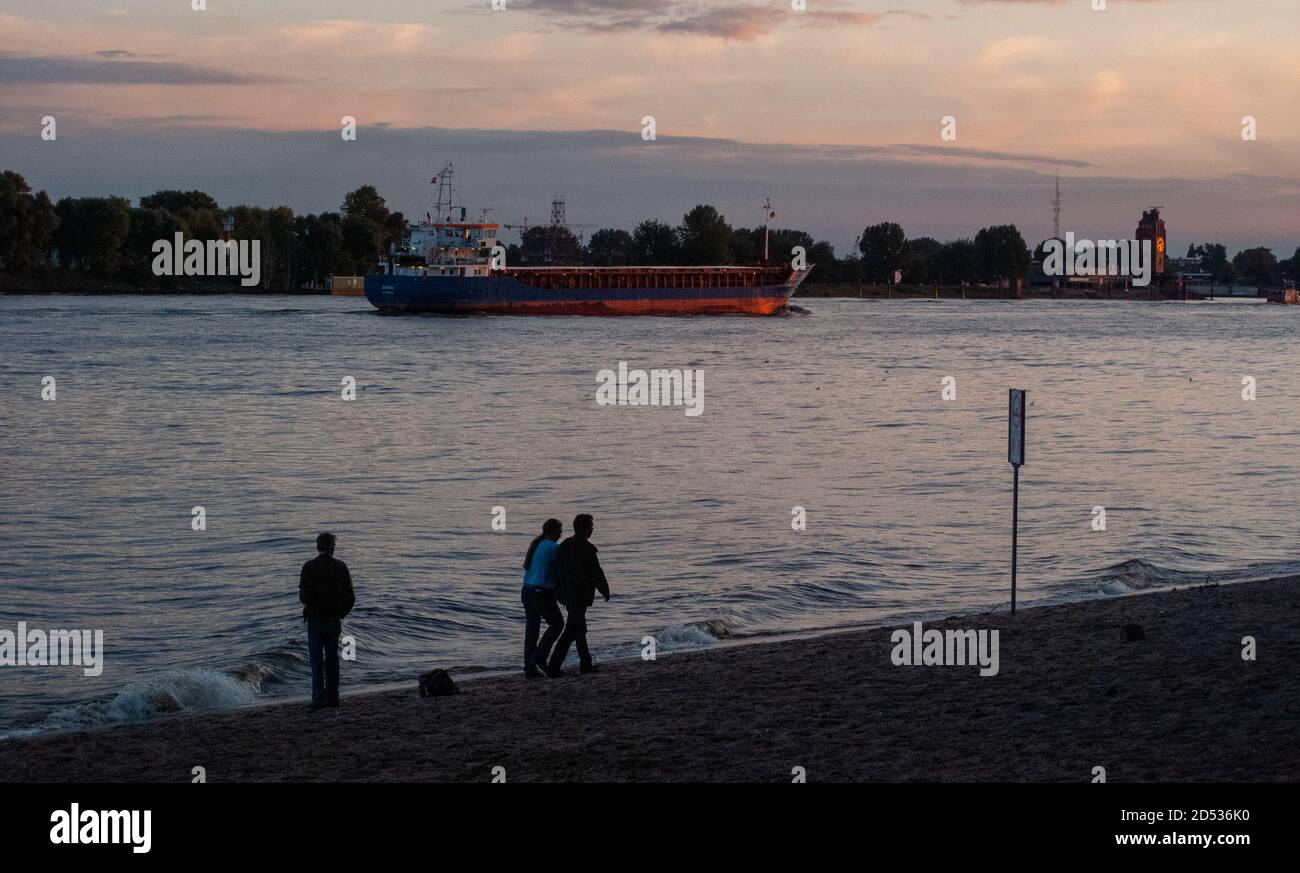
[3,576,1298,782]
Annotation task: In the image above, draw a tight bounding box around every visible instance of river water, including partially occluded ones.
[2,294,1298,734]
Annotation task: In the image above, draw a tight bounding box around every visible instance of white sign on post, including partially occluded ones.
[1008,389,1026,466]
[1007,388,1026,614]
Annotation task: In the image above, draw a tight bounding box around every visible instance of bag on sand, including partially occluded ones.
[418,668,458,698]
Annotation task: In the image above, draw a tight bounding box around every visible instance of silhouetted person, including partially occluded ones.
[522,518,565,677]
[546,514,610,676]
[299,532,355,708]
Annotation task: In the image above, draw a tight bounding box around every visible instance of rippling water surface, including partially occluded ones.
[3,294,1299,733]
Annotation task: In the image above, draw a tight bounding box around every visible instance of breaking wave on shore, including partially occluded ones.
[1087,558,1300,596]
[2,638,309,739]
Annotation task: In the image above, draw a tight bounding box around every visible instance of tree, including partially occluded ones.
[342,212,383,274]
[179,206,224,241]
[520,224,580,265]
[0,171,59,274]
[936,239,978,285]
[1285,247,1300,284]
[139,189,222,243]
[678,204,732,264]
[729,225,812,265]
[807,240,836,282]
[54,196,131,275]
[1231,247,1279,288]
[383,211,407,253]
[766,227,814,267]
[586,228,634,266]
[1198,243,1232,284]
[630,219,679,265]
[139,190,220,215]
[730,227,756,264]
[835,255,864,284]
[227,204,296,290]
[123,206,185,282]
[265,206,296,290]
[904,236,943,284]
[293,212,344,288]
[974,224,1030,284]
[857,222,908,283]
[337,185,392,274]
[341,185,389,225]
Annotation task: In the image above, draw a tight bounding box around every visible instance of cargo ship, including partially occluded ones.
[364,166,810,316]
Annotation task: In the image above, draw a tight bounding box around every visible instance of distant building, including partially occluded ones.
[1135,208,1167,275]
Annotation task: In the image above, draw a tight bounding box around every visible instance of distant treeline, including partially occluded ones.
[1178,243,1298,289]
[2,169,1295,291]
[0,170,404,291]
[531,210,1033,287]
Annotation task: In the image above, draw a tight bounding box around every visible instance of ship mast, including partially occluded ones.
[430,163,456,223]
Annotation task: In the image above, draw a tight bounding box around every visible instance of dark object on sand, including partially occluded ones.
[1121,624,1145,641]
[418,669,458,697]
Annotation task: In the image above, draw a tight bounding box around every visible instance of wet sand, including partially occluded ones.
[3,576,1298,782]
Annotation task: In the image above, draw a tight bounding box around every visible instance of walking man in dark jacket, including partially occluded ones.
[546,514,610,677]
[299,532,356,708]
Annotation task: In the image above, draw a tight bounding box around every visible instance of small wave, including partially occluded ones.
[1096,578,1132,596]
[228,651,307,691]
[1089,558,1211,595]
[647,618,736,651]
[34,668,260,734]
[5,638,313,738]
[576,618,737,665]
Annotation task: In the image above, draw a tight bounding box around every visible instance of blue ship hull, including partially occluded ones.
[364,270,808,316]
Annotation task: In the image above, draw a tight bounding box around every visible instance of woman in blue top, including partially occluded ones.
[521,518,564,677]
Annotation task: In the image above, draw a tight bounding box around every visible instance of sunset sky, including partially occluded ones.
[2,0,1297,254]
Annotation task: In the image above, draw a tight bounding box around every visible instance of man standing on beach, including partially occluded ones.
[546,514,610,677]
[299,532,356,709]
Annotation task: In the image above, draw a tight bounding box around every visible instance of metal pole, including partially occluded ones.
[1011,464,1020,615]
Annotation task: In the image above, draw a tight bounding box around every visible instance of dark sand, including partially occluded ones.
[3,577,1299,782]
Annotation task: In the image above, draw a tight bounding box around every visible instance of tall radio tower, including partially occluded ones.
[1051,176,1062,240]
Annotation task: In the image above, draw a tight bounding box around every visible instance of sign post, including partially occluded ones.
[1008,389,1026,615]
